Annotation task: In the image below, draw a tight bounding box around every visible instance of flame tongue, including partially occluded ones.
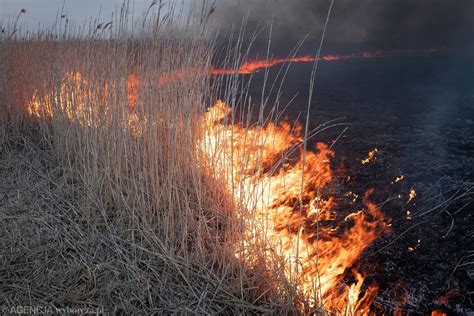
[211,48,440,75]
[201,101,387,312]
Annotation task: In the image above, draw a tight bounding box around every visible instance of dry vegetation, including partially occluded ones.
[0,4,299,314]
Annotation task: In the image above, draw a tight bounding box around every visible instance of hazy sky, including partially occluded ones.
[0,0,154,29]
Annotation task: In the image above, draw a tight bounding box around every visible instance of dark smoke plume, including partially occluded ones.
[216,0,474,54]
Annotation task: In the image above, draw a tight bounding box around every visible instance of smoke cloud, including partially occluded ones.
[216,0,474,54]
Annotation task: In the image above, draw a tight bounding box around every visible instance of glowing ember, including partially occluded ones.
[407,189,417,203]
[361,148,379,165]
[393,175,405,184]
[345,191,359,203]
[408,239,421,252]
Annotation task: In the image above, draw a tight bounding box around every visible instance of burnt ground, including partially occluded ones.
[285,55,474,314]
[332,113,474,315]
[242,54,474,314]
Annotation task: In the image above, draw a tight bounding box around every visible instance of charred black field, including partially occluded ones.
[245,55,474,313]
[320,56,474,314]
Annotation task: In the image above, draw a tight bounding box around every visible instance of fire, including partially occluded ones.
[407,189,417,203]
[200,100,388,312]
[211,48,440,75]
[393,175,404,184]
[27,72,145,134]
[408,239,421,252]
[361,148,379,165]
[127,74,139,111]
[211,56,314,75]
[27,72,87,120]
[27,72,389,313]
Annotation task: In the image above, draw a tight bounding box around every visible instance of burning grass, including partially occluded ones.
[0,2,412,314]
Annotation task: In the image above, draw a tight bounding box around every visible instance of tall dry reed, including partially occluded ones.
[0,2,303,313]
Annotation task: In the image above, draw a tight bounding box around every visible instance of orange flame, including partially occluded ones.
[211,56,314,75]
[200,100,388,312]
[407,189,417,203]
[127,74,139,111]
[361,148,379,165]
[27,72,145,135]
[211,48,441,75]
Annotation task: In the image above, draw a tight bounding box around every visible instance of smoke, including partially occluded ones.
[216,0,474,53]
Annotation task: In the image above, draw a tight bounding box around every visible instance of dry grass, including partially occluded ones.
[0,3,303,314]
[0,135,282,314]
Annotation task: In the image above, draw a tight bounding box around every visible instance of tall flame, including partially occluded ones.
[200,100,388,313]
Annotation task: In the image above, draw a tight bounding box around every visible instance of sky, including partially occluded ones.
[1,0,474,54]
[0,0,155,30]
